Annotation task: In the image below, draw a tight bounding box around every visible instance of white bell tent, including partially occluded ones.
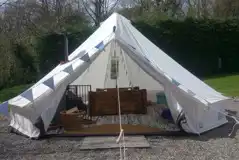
[1,13,233,138]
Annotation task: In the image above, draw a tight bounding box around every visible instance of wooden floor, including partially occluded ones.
[80,136,150,150]
[57,105,181,137]
[64,124,164,136]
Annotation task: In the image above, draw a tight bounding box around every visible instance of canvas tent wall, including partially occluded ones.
[2,12,232,139]
[70,41,164,102]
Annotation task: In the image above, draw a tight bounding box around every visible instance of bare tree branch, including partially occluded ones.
[108,0,120,14]
[81,0,97,23]
[0,0,10,7]
[81,0,119,26]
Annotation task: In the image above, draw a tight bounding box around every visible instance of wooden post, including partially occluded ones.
[64,33,69,62]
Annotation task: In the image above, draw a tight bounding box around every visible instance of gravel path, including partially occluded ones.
[1,104,239,160]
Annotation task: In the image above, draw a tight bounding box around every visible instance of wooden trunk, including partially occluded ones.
[89,87,147,116]
[60,110,84,130]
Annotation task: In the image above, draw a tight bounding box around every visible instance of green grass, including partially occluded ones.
[204,74,239,97]
[0,84,33,103]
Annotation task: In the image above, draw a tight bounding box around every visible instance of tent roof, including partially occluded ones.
[8,12,229,108]
[70,12,229,104]
[112,13,229,103]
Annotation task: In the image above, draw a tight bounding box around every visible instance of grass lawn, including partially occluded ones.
[0,84,32,103]
[204,74,239,97]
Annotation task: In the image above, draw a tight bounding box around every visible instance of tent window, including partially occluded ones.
[110,57,119,79]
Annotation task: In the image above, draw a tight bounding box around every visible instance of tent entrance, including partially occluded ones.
[48,85,180,137]
[48,41,179,136]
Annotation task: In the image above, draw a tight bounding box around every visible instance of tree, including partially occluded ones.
[0,0,9,7]
[81,0,119,26]
[0,0,90,87]
[120,0,186,19]
[213,0,239,18]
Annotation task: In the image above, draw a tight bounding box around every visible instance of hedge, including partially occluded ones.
[1,17,239,89]
[133,18,239,77]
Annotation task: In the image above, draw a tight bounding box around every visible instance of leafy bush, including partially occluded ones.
[134,18,239,77]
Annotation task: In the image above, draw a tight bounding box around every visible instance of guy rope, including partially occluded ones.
[110,27,127,159]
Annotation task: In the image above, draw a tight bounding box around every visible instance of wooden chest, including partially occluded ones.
[89,87,147,116]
